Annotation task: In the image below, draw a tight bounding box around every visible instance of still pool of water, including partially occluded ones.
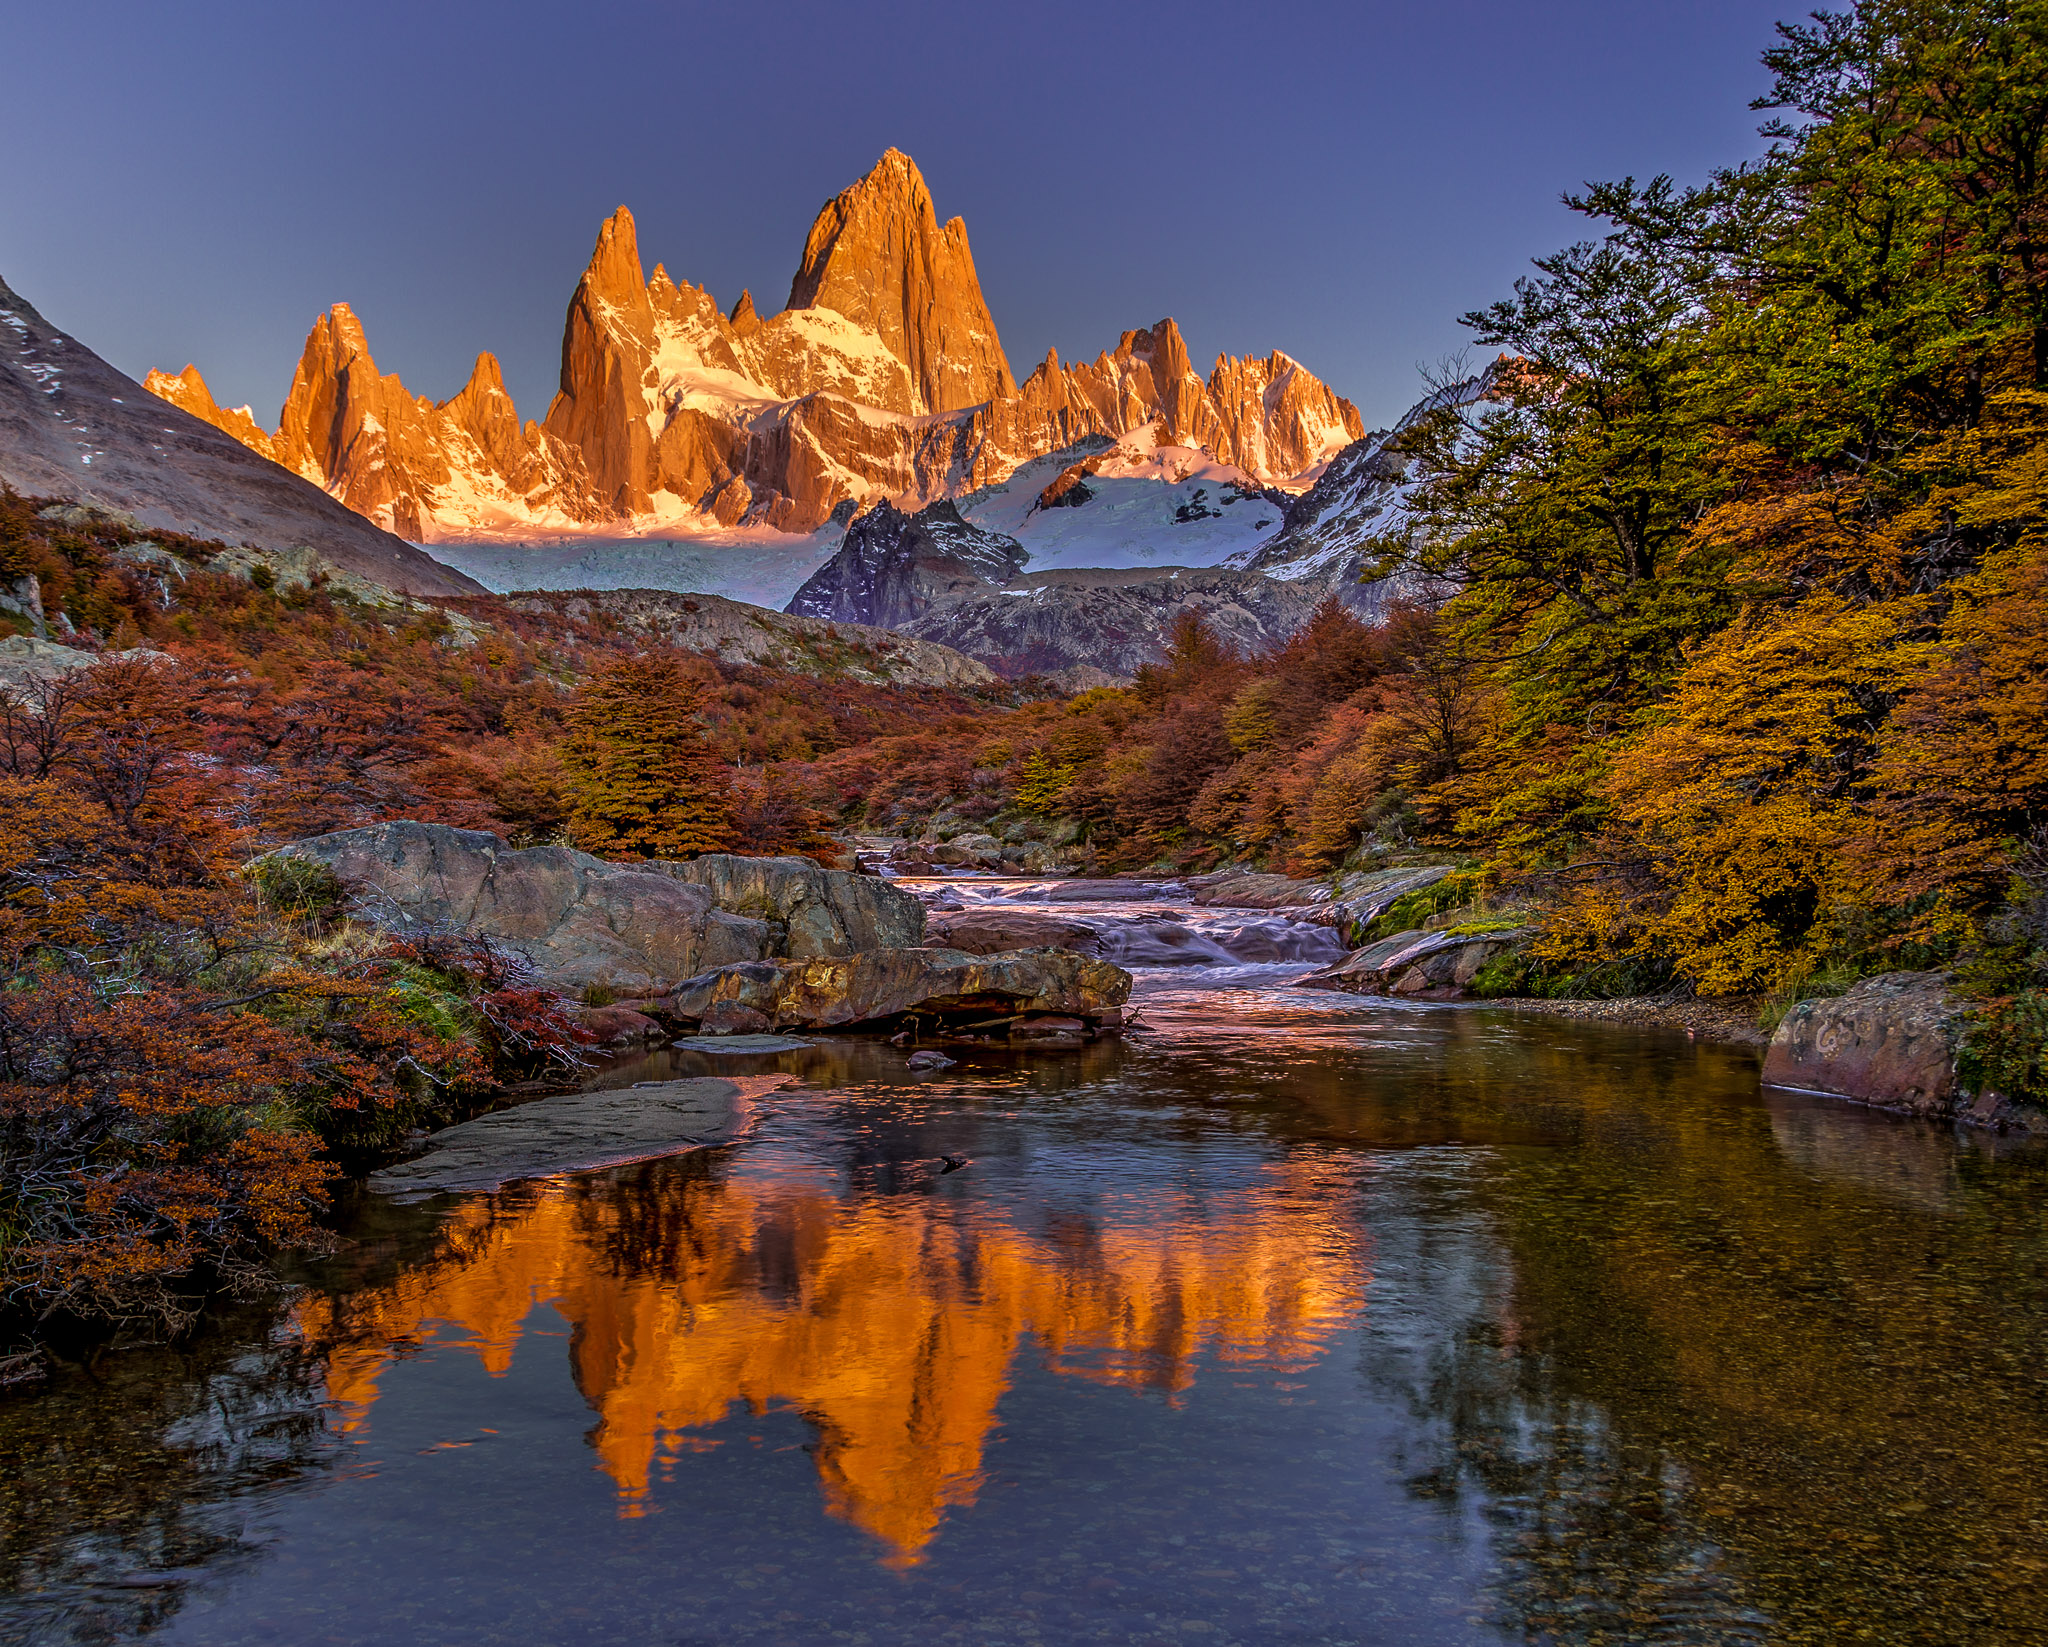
[3,886,2046,1646]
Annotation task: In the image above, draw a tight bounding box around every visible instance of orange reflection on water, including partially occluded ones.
[299,1155,1369,1565]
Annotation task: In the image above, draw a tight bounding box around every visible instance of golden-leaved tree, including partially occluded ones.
[564,653,735,859]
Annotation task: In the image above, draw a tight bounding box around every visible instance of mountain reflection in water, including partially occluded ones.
[297,1146,1368,1564]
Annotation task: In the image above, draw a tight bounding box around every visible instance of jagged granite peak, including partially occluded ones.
[148,154,1364,547]
[0,273,480,595]
[946,321,1364,500]
[786,148,1016,416]
[785,499,1027,628]
[1204,349,1363,483]
[544,208,659,516]
[582,206,656,321]
[162,300,600,542]
[445,351,523,475]
[141,363,284,466]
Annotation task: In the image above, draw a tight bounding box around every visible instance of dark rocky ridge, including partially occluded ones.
[0,276,481,597]
[786,499,1027,627]
[782,377,1495,682]
[788,497,1320,680]
[898,566,1322,680]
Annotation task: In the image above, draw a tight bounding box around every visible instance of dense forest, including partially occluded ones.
[3,0,2045,1349]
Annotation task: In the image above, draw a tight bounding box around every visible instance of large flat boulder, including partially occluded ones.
[1763,972,1962,1118]
[1187,871,1329,909]
[647,852,924,957]
[1316,866,1454,946]
[925,908,1100,956]
[270,821,771,993]
[669,946,1131,1031]
[1296,925,1530,999]
[368,1075,787,1201]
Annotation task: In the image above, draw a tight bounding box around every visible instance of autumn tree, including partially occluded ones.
[563,652,735,859]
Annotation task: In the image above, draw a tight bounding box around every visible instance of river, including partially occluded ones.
[3,877,2045,1646]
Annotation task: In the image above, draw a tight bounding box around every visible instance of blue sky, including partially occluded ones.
[3,0,1791,430]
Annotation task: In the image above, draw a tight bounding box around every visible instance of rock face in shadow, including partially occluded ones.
[0,275,480,596]
[785,499,1027,627]
[896,565,1320,681]
[647,853,925,958]
[669,946,1130,1031]
[1764,973,1970,1119]
[787,502,1328,680]
[272,822,771,994]
[500,588,995,689]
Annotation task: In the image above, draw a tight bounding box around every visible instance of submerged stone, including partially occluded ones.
[671,1034,814,1054]
[368,1076,788,1201]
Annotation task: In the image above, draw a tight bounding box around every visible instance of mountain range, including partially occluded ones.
[0,146,1463,679]
[148,150,1366,549]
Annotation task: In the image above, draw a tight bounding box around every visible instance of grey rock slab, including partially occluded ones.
[1319,867,1453,942]
[270,821,772,992]
[647,852,925,956]
[1187,871,1331,909]
[1296,926,1531,994]
[368,1075,793,1201]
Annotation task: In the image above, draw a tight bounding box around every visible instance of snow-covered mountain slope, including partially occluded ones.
[955,424,1289,574]
[1228,372,1488,614]
[784,486,1313,681]
[772,377,1490,680]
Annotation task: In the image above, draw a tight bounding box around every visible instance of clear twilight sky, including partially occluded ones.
[3,0,1791,433]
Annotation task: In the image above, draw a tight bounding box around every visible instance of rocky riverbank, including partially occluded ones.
[1500,994,1772,1048]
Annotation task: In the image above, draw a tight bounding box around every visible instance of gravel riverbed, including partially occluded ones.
[1500,993,1772,1047]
